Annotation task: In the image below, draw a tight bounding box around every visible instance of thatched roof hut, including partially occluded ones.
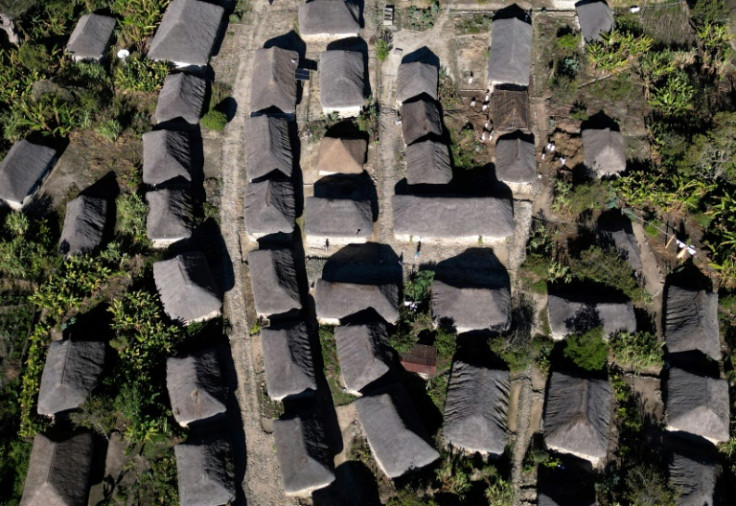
[668,442,720,506]
[298,0,360,40]
[58,195,109,256]
[665,367,729,444]
[494,133,536,186]
[355,385,440,478]
[66,14,115,62]
[175,439,236,506]
[155,72,207,125]
[597,212,642,272]
[405,139,452,185]
[37,340,105,416]
[305,197,373,246]
[314,279,400,324]
[397,62,438,104]
[442,360,509,456]
[261,322,317,401]
[0,140,56,210]
[147,0,224,67]
[21,432,93,506]
[487,17,532,87]
[400,96,442,146]
[543,372,612,466]
[142,129,193,187]
[546,293,636,341]
[431,280,511,333]
[582,126,626,177]
[153,252,221,325]
[576,0,614,42]
[664,286,720,360]
[317,137,367,175]
[334,323,392,394]
[251,47,299,114]
[145,188,194,248]
[490,88,530,132]
[248,248,302,318]
[319,50,365,116]
[244,115,293,181]
[274,411,336,495]
[166,349,227,427]
[243,179,296,238]
[392,195,514,243]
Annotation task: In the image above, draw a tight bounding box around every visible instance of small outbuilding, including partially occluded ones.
[431,280,511,333]
[400,344,437,378]
[298,0,360,41]
[244,115,293,181]
[665,367,729,444]
[396,61,438,105]
[251,47,299,115]
[0,140,57,210]
[491,88,530,132]
[248,248,302,318]
[145,188,194,248]
[155,72,207,125]
[243,179,296,239]
[576,0,614,43]
[153,251,222,325]
[664,285,720,360]
[175,439,236,506]
[314,279,400,324]
[305,197,373,247]
[142,129,194,187]
[166,349,227,427]
[317,136,367,175]
[405,139,452,185]
[58,195,109,256]
[319,50,365,117]
[543,372,612,466]
[582,125,626,177]
[261,322,317,401]
[494,133,536,189]
[597,212,642,272]
[400,96,442,146]
[546,293,636,341]
[668,440,720,506]
[487,17,532,87]
[334,323,393,394]
[65,13,115,62]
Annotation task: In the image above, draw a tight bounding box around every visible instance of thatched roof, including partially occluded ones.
[442,360,509,455]
[142,129,193,187]
[166,349,226,426]
[314,279,400,324]
[546,293,636,340]
[494,134,536,184]
[153,252,221,325]
[21,432,93,506]
[175,439,236,506]
[491,89,530,132]
[261,322,317,401]
[664,286,720,360]
[576,0,614,42]
[355,385,440,478]
[405,139,452,185]
[274,411,336,495]
[317,137,366,175]
[66,14,115,61]
[305,197,373,240]
[244,115,293,181]
[543,372,612,465]
[298,0,360,38]
[400,97,442,146]
[0,140,56,209]
[597,213,642,271]
[155,72,207,125]
[334,323,392,394]
[147,0,224,66]
[668,443,719,506]
[431,280,511,333]
[582,127,626,177]
[665,368,729,444]
[251,47,299,114]
[487,17,532,86]
[58,195,109,256]
[319,50,365,112]
[243,179,296,237]
[392,195,514,241]
[397,62,438,104]
[145,188,193,246]
[248,248,302,317]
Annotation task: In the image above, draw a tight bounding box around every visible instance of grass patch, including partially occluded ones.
[319,325,357,406]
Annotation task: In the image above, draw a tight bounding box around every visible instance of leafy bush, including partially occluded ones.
[552,178,615,218]
[586,29,653,73]
[95,118,123,142]
[111,0,171,50]
[376,37,391,62]
[116,191,150,249]
[113,54,169,92]
[201,109,228,131]
[568,245,650,303]
[562,326,608,372]
[610,331,663,373]
[404,270,434,304]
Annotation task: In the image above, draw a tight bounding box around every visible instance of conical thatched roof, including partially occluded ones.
[251,47,299,114]
[314,279,400,324]
[442,360,509,455]
[494,134,536,184]
[155,72,207,125]
[491,88,530,132]
[431,280,511,333]
[166,348,227,427]
[147,0,224,66]
[243,179,296,237]
[487,17,532,86]
[274,411,336,495]
[305,197,373,240]
[397,62,438,104]
[319,50,365,111]
[334,323,392,394]
[0,140,56,209]
[664,286,720,360]
[244,115,293,181]
[66,14,115,61]
[400,97,442,146]
[153,252,222,325]
[317,137,366,175]
[668,442,720,506]
[546,293,636,341]
[146,188,194,247]
[405,139,452,185]
[543,372,612,466]
[298,0,360,38]
[261,322,317,401]
[58,195,109,256]
[248,248,302,318]
[355,385,440,478]
[597,213,642,271]
[175,439,236,506]
[142,129,193,187]
[576,0,614,42]
[21,432,93,506]
[582,127,626,177]
[665,368,729,444]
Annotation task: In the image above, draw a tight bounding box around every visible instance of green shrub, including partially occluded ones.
[95,118,123,142]
[569,245,650,303]
[376,38,390,62]
[318,325,357,406]
[201,109,228,131]
[563,327,608,372]
[610,331,663,373]
[116,192,150,249]
[113,54,169,92]
[404,270,434,304]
